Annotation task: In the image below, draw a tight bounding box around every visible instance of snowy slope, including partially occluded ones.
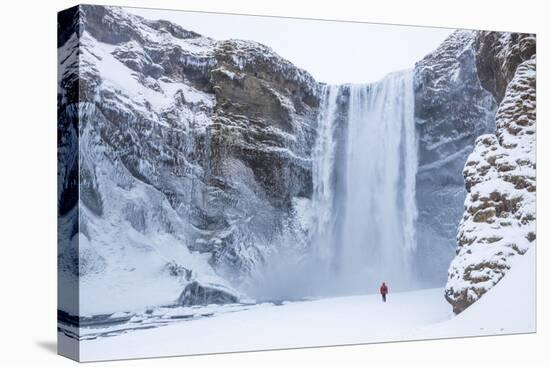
[418,247,535,338]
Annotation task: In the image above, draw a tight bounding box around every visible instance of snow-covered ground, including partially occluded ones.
[416,247,535,338]
[68,248,534,361]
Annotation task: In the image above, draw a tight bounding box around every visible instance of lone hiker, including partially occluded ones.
[380,282,389,302]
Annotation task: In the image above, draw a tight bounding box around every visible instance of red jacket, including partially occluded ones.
[380,284,388,295]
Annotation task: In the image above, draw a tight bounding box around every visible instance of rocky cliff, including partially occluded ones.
[413,31,497,284]
[58,5,320,314]
[445,32,536,314]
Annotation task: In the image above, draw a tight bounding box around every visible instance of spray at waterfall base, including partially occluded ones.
[247,71,420,299]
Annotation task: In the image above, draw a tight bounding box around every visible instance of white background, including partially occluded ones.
[0,0,546,366]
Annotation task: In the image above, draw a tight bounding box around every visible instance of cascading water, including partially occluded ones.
[311,70,418,294]
[311,85,340,266]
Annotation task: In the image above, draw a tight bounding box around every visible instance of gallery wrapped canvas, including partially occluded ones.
[57,4,536,362]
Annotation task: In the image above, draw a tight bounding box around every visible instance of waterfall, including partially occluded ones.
[311,70,418,294]
[311,85,340,265]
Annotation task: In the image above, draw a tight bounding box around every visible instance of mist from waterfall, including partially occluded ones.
[310,70,418,294]
[246,70,419,300]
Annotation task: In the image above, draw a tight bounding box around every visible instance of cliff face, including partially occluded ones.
[58,5,320,314]
[413,31,497,284]
[445,32,536,314]
[474,32,536,104]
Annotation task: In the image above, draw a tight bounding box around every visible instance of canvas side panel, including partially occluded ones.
[57,5,81,362]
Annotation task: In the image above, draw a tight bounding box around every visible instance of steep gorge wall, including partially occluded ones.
[413,31,497,285]
[445,32,536,314]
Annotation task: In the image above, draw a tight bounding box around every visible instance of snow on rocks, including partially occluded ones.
[445,45,536,314]
[177,281,240,306]
[58,5,323,316]
[413,30,497,284]
[213,39,321,100]
[474,31,536,104]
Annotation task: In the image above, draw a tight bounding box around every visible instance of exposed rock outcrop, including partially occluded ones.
[177,281,240,306]
[474,32,536,103]
[445,32,536,314]
[414,31,497,284]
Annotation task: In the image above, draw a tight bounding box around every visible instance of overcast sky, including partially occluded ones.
[128,7,454,84]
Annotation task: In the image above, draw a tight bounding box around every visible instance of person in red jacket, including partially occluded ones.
[380,282,389,302]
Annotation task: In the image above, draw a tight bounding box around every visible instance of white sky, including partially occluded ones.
[128,7,454,84]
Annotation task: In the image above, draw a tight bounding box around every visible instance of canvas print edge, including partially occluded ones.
[57,4,536,362]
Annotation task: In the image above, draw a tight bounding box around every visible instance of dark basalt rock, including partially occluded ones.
[413,31,497,284]
[177,282,239,306]
[474,31,536,104]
